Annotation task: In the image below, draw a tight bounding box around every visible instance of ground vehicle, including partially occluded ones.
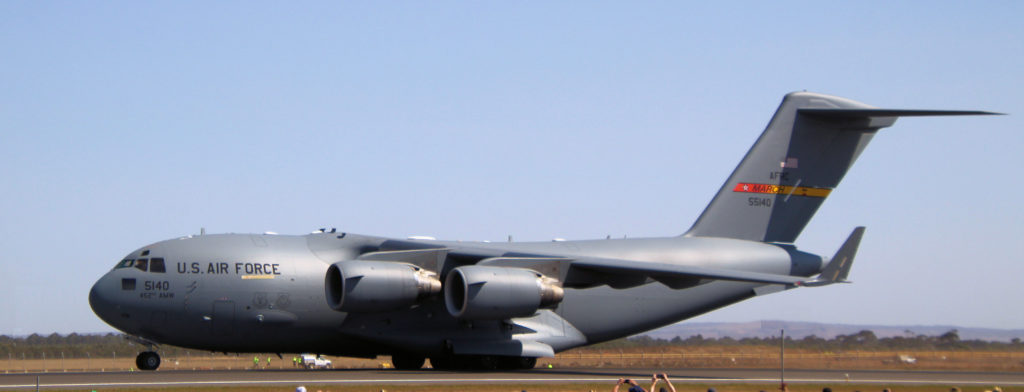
[300,354,332,369]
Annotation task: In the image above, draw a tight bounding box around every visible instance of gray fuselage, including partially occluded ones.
[89,231,821,357]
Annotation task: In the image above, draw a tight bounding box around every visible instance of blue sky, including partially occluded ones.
[1,2,1021,335]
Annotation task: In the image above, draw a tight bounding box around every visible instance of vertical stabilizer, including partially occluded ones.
[685,92,997,243]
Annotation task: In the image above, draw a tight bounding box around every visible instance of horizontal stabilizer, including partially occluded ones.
[799,108,1002,118]
[799,108,1002,129]
[801,226,864,287]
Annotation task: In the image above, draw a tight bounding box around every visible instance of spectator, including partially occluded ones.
[613,378,646,392]
[650,373,676,392]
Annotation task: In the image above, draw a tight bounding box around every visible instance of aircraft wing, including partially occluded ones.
[564,256,808,289]
[435,226,865,291]
[564,227,865,289]
[474,254,805,289]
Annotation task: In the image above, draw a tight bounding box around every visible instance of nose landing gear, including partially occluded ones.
[136,351,161,371]
[126,335,162,371]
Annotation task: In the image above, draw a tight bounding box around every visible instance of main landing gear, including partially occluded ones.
[421,355,536,371]
[391,354,426,370]
[136,351,161,371]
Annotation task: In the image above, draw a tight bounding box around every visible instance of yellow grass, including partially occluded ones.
[546,347,1024,372]
[3,346,1022,373]
[22,384,1024,392]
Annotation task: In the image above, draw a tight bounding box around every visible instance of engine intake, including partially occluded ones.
[325,261,441,313]
[444,265,564,320]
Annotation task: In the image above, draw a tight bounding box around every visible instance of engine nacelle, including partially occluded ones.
[325,261,441,313]
[444,265,564,320]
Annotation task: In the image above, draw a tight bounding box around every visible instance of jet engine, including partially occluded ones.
[325,261,441,312]
[444,265,564,320]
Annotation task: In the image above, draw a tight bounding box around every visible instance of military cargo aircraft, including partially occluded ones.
[89,92,997,371]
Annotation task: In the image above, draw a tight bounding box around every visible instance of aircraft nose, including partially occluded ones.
[89,273,120,325]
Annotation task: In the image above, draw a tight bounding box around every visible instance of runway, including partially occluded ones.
[3,368,1024,390]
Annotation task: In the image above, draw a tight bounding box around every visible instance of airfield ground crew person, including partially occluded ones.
[267,356,272,368]
[293,356,299,367]
[253,355,259,369]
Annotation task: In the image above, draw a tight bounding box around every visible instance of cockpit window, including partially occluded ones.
[113,256,164,272]
[150,258,166,273]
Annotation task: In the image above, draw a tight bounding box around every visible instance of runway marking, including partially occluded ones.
[4,376,1024,389]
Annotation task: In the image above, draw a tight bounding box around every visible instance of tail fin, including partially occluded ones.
[685,92,998,243]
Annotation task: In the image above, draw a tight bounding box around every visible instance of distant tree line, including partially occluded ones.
[593,329,1024,351]
[2,329,1022,359]
[0,333,215,360]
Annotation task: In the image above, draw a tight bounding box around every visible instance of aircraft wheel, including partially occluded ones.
[517,357,537,369]
[430,358,450,370]
[429,355,468,370]
[428,356,453,370]
[433,355,502,371]
[391,355,425,370]
[497,356,536,370]
[136,351,161,371]
[474,355,499,370]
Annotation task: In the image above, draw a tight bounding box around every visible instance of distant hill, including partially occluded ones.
[643,320,1024,342]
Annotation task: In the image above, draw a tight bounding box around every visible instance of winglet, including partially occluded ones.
[801,227,864,287]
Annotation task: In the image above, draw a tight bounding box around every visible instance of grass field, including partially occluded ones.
[545,347,1024,372]
[17,383,1024,392]
[4,346,1023,374]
